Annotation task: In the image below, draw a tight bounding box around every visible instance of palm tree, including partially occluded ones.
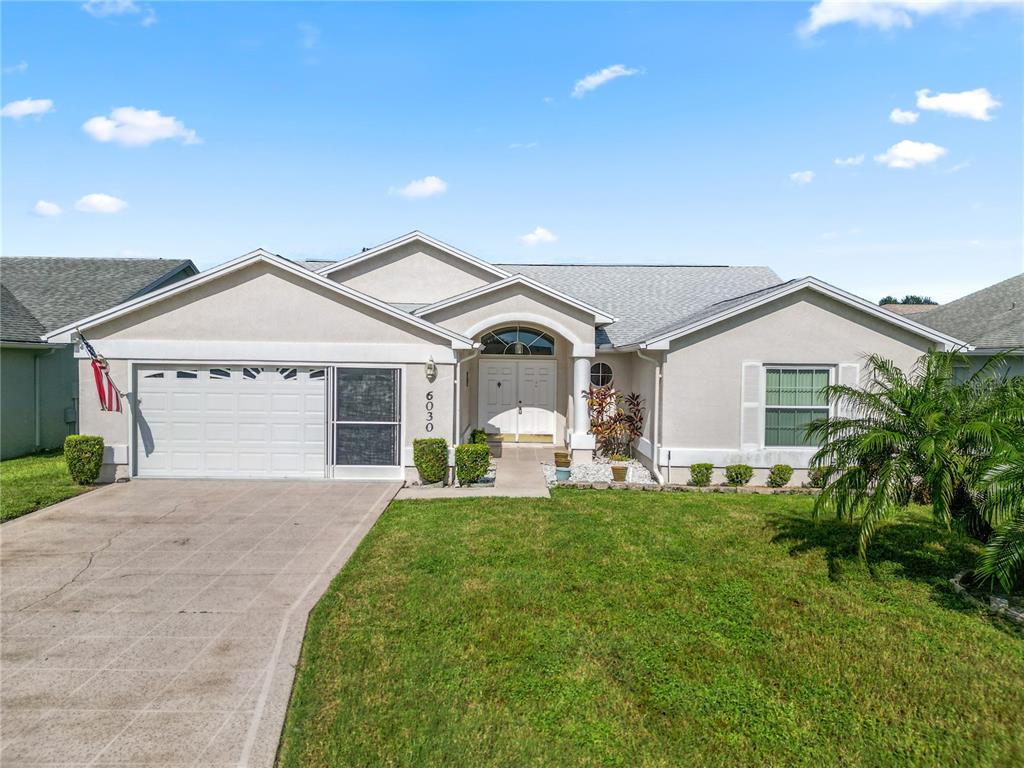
[807,351,1024,561]
[976,450,1024,592]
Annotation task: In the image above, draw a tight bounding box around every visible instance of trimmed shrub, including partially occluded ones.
[767,464,794,488]
[455,443,490,486]
[689,463,713,487]
[469,429,489,445]
[64,435,104,485]
[807,467,827,488]
[413,438,448,484]
[724,464,754,486]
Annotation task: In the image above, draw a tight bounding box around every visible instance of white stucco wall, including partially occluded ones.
[657,289,935,482]
[325,241,500,304]
[76,261,460,480]
[424,284,597,357]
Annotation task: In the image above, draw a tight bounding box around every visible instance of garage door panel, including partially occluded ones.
[137,365,325,478]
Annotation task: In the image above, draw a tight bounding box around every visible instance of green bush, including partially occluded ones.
[413,438,448,484]
[469,429,489,445]
[64,435,104,485]
[689,463,713,487]
[455,443,490,486]
[807,467,827,488]
[767,464,794,488]
[724,464,753,487]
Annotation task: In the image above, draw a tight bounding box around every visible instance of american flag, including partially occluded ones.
[79,332,123,413]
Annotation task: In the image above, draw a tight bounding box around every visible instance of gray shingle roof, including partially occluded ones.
[495,264,782,346]
[0,285,46,343]
[1,257,197,343]
[915,273,1024,350]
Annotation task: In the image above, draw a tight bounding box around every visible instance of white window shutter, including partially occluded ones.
[740,362,763,449]
[836,363,861,418]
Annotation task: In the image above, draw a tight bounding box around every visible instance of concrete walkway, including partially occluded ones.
[396,444,553,499]
[0,479,399,767]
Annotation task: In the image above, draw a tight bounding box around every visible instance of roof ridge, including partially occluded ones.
[496,263,757,268]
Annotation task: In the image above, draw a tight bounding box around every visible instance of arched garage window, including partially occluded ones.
[590,362,613,386]
[481,326,554,356]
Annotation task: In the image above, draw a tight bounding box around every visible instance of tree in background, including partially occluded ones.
[878,295,938,306]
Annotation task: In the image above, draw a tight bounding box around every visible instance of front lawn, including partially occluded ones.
[0,450,91,523]
[279,490,1024,768]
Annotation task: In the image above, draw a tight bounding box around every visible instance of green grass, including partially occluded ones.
[279,490,1024,768]
[0,449,91,523]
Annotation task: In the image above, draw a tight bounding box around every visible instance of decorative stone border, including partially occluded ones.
[949,571,1024,624]
[555,481,820,495]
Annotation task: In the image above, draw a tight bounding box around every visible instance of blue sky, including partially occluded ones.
[3,1,1022,303]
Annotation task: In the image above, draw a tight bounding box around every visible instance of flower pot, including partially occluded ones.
[553,450,570,463]
[611,464,628,482]
[554,458,571,468]
[555,467,571,482]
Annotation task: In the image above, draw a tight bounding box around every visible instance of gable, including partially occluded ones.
[321,236,507,305]
[84,261,449,347]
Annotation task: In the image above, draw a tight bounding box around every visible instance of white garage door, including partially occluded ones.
[136,366,326,478]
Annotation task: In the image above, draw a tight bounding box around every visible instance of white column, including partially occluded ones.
[571,356,595,451]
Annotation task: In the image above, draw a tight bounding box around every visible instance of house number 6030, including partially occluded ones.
[425,390,434,432]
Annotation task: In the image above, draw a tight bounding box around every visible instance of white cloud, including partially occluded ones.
[82,107,199,146]
[519,227,558,246]
[32,200,62,217]
[571,64,641,98]
[1,97,54,119]
[875,139,948,169]
[4,60,28,75]
[82,0,156,25]
[889,107,919,124]
[834,154,865,167]
[392,176,447,199]
[945,160,972,174]
[140,7,156,27]
[75,193,127,214]
[799,0,1018,36]
[298,22,320,49]
[509,142,538,150]
[789,170,815,185]
[916,87,1001,121]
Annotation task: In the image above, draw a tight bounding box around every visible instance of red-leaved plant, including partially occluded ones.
[584,385,646,458]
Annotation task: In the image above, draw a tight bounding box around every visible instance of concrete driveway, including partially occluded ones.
[0,479,399,767]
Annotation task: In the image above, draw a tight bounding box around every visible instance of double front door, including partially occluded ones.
[478,360,556,441]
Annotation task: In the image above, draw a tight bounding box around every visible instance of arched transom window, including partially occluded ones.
[480,326,555,356]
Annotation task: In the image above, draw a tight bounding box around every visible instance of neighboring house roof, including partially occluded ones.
[494,264,783,346]
[1,256,197,344]
[636,277,966,350]
[915,273,1024,351]
[0,285,47,344]
[45,249,475,350]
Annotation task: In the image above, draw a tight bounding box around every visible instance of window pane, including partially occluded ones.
[481,326,554,356]
[766,369,781,406]
[765,408,828,446]
[334,424,399,466]
[336,368,400,423]
[813,370,829,405]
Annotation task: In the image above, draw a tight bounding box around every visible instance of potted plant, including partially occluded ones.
[608,453,630,482]
[585,385,646,484]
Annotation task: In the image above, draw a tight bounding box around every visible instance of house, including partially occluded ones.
[1,257,198,459]
[44,232,963,484]
[915,273,1024,378]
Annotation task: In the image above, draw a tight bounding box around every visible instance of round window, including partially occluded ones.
[590,362,613,387]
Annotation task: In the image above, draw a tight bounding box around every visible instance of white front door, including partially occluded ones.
[480,361,517,436]
[517,362,555,436]
[478,359,555,440]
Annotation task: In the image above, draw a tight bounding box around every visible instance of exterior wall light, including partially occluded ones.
[425,357,437,382]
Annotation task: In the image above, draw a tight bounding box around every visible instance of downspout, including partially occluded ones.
[636,349,665,485]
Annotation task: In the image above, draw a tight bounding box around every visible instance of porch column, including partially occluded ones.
[571,356,595,459]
